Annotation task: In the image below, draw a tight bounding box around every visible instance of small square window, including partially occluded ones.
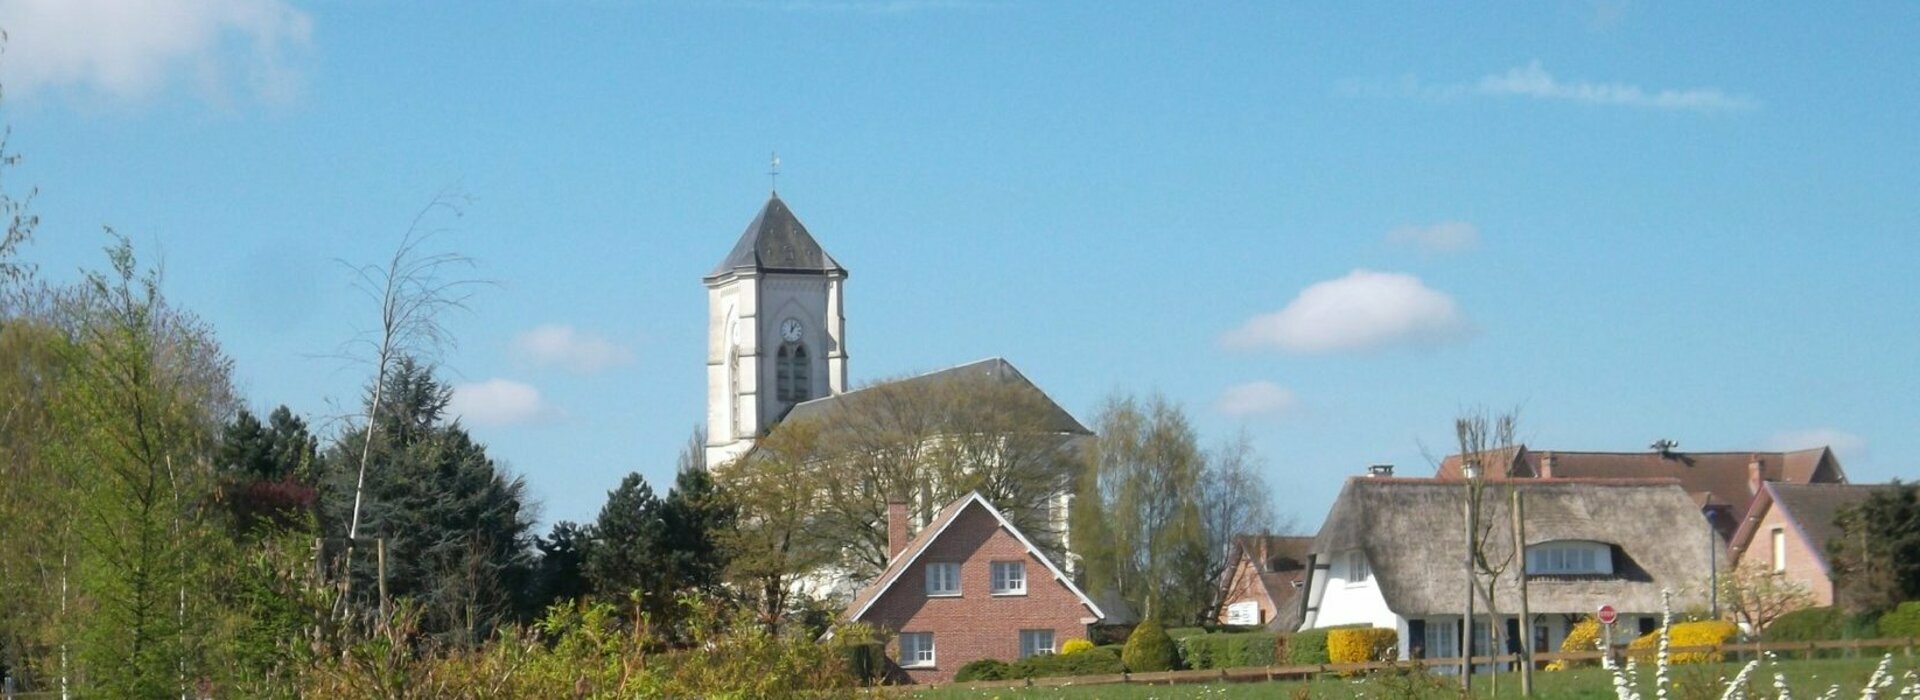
[1019,629,1055,659]
[926,562,960,596]
[991,561,1026,595]
[900,632,935,667]
[1347,551,1370,583]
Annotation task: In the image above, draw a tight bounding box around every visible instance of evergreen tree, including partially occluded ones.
[322,357,536,645]
[585,473,668,615]
[217,405,320,534]
[1831,481,1920,613]
[660,465,736,596]
[531,520,593,608]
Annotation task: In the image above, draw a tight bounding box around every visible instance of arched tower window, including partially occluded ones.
[777,344,812,403]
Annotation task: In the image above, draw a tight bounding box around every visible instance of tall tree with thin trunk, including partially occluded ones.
[334,193,481,612]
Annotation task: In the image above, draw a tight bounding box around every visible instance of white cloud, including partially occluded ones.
[1475,61,1755,112]
[1217,381,1299,419]
[450,379,554,428]
[0,0,311,103]
[1765,428,1867,459]
[1223,269,1472,354]
[511,324,634,374]
[1388,221,1480,254]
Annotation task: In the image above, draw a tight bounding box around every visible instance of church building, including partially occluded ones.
[702,193,851,467]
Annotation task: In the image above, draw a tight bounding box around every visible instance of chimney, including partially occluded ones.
[887,500,909,560]
[1367,464,1394,478]
[1748,455,1764,495]
[1539,451,1555,478]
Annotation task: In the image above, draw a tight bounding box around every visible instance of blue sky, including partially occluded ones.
[2,1,1914,530]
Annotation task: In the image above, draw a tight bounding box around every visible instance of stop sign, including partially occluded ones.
[1597,604,1618,625]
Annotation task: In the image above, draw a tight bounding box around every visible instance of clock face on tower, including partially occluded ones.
[779,317,803,344]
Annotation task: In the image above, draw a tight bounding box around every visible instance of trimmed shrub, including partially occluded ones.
[1122,619,1178,672]
[1629,621,1738,664]
[1327,628,1397,664]
[953,658,1014,682]
[1094,643,1125,658]
[1060,638,1095,656]
[1878,601,1920,638]
[1015,648,1125,678]
[1166,626,1210,640]
[1178,631,1281,670]
[1764,606,1879,643]
[1286,628,1331,665]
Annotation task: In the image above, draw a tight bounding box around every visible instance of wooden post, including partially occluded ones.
[376,538,389,636]
[1512,488,1534,697]
[313,538,325,583]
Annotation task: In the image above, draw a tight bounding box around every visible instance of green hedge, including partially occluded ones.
[1176,631,1280,670]
[1879,602,1920,638]
[1017,648,1125,678]
[953,658,1014,682]
[1286,624,1364,665]
[1763,607,1879,643]
[1166,626,1210,640]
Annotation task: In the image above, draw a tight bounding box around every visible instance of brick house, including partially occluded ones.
[1215,534,1312,629]
[1728,482,1900,610]
[840,491,1104,684]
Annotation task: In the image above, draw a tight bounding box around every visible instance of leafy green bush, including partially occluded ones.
[953,658,1014,682]
[1094,643,1125,658]
[1764,606,1878,643]
[1166,626,1210,640]
[1177,632,1280,670]
[1121,619,1178,672]
[1015,648,1125,678]
[1286,625,1362,665]
[1878,601,1920,638]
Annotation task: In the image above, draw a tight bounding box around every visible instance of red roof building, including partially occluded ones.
[840,492,1103,684]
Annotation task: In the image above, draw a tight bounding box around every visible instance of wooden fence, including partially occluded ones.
[912,636,1920,693]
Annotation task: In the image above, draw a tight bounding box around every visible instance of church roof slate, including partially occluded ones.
[783,357,1091,435]
[706,194,845,279]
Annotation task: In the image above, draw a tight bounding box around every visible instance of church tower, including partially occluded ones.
[704,194,848,467]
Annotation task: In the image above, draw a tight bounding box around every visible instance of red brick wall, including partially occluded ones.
[1216,555,1272,625]
[860,503,1094,684]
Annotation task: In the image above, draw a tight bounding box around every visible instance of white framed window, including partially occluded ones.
[1771,528,1787,573]
[1346,550,1370,584]
[1019,629,1055,659]
[991,561,1026,595]
[899,632,935,667]
[1524,541,1613,575]
[925,562,960,596]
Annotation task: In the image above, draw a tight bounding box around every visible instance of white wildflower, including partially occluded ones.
[1717,659,1758,700]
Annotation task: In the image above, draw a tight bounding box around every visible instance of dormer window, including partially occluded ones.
[1525,540,1614,576]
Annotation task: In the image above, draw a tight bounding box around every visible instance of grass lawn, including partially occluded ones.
[910,654,1920,699]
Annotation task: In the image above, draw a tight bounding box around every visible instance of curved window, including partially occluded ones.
[1525,540,1613,575]
[776,344,811,403]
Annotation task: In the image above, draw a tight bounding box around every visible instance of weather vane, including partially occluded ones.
[769,151,781,193]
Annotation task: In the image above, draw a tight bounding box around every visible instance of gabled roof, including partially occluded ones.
[1225,534,1314,632]
[841,491,1103,625]
[785,357,1090,435]
[705,194,845,280]
[1729,482,1903,577]
[1435,445,1845,530]
[1303,477,1720,618]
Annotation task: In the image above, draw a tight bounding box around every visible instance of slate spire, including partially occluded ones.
[705,194,845,279]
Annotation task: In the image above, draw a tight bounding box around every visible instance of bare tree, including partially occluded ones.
[333,192,484,612]
[1456,408,1528,696]
[1198,432,1279,622]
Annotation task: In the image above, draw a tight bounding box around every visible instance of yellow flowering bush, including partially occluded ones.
[1629,620,1738,664]
[1326,627,1397,664]
[1060,638,1095,656]
[1546,617,1602,671]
